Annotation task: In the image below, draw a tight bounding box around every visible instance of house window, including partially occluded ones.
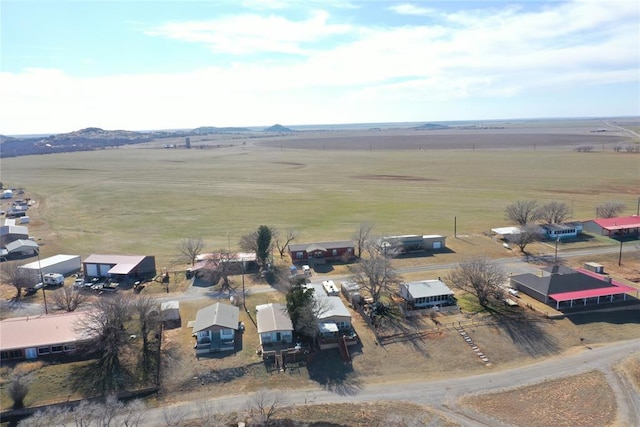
[51,345,63,353]
[38,347,50,355]
[347,248,352,253]
[64,344,75,352]
[296,252,303,259]
[332,249,338,256]
[220,329,234,338]
[261,334,271,343]
[0,350,22,360]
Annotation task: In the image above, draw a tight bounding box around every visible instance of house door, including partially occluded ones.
[276,332,281,342]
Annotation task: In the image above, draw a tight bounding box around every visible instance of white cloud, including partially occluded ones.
[145,10,351,55]
[2,0,638,134]
[389,3,436,16]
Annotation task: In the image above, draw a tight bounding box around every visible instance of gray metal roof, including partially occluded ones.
[403,280,454,299]
[5,239,39,253]
[289,240,354,252]
[256,303,293,334]
[192,302,239,332]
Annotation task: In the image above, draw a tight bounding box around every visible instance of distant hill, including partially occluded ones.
[263,124,294,132]
[414,123,450,130]
[192,126,252,134]
[0,127,155,158]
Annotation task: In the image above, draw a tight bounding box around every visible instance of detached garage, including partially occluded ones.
[83,254,156,282]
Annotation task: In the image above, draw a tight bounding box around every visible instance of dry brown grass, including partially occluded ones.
[617,354,640,391]
[462,370,617,427]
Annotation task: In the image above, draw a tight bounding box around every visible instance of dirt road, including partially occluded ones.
[140,338,640,426]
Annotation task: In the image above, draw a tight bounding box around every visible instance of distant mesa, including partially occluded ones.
[191,126,251,134]
[414,123,449,130]
[263,124,294,133]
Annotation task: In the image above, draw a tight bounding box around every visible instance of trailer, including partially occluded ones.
[18,254,82,277]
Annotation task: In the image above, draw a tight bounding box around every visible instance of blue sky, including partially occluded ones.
[1,0,639,134]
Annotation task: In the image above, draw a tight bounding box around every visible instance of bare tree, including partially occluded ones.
[352,222,374,259]
[51,286,87,312]
[1,262,34,300]
[197,401,232,426]
[447,257,506,307]
[201,250,237,293]
[247,389,284,426]
[176,238,205,266]
[18,405,69,426]
[162,405,188,427]
[274,228,297,259]
[505,200,539,226]
[513,223,543,253]
[537,201,571,224]
[350,242,401,304]
[8,372,32,409]
[131,296,161,383]
[56,397,146,427]
[76,293,133,393]
[596,201,626,218]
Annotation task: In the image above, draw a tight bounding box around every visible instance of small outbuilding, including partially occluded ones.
[4,239,39,257]
[161,301,181,328]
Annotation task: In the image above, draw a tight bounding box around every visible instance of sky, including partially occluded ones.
[1,0,639,135]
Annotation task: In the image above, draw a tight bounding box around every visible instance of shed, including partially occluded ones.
[5,239,39,257]
[161,301,181,328]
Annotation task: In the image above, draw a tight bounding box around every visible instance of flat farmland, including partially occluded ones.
[0,121,638,267]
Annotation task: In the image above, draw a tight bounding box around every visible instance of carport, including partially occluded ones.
[549,284,638,309]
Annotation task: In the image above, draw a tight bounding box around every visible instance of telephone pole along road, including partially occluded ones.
[140,338,640,426]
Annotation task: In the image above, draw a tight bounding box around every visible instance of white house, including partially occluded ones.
[400,279,456,310]
[256,303,293,345]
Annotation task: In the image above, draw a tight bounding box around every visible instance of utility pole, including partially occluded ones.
[618,239,623,266]
[37,251,48,314]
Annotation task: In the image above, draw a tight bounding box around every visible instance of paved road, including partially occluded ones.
[139,338,640,426]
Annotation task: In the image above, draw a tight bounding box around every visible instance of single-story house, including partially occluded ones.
[582,215,640,238]
[4,239,39,257]
[379,234,446,253]
[0,311,93,361]
[187,252,257,278]
[400,279,457,309]
[82,254,156,282]
[256,303,293,346]
[540,222,583,240]
[511,266,638,310]
[19,254,82,278]
[0,225,29,246]
[191,302,239,354]
[288,241,355,264]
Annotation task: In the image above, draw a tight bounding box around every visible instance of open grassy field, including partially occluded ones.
[461,370,617,427]
[1,120,638,269]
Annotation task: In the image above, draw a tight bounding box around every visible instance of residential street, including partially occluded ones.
[139,338,640,426]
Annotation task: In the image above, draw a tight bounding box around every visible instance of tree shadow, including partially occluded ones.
[490,308,561,357]
[307,349,362,396]
[376,308,433,356]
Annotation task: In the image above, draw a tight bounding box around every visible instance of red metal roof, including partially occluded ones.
[549,284,637,301]
[593,215,640,231]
